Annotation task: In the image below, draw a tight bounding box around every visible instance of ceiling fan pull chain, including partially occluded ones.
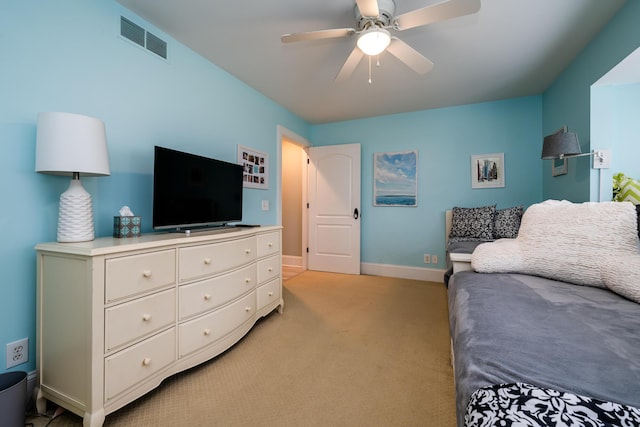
[368,55,372,84]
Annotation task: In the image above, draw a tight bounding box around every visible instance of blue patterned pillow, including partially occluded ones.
[450,205,496,241]
[494,206,523,239]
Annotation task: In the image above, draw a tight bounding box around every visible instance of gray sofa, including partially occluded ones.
[446,201,640,426]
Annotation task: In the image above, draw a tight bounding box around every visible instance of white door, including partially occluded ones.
[307,143,361,274]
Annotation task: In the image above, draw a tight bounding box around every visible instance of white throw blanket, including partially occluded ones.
[472,200,639,288]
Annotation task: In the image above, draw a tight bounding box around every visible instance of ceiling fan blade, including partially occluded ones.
[395,0,480,31]
[335,47,365,82]
[386,38,434,75]
[356,0,379,18]
[281,28,356,44]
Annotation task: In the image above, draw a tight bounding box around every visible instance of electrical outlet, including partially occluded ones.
[261,200,269,211]
[432,255,438,264]
[423,254,430,264]
[6,338,28,369]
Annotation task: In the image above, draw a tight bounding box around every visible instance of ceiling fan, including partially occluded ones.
[281,0,480,82]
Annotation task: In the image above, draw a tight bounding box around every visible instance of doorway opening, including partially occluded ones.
[277,126,309,279]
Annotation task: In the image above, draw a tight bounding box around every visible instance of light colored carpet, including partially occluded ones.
[28,271,455,426]
[282,265,304,281]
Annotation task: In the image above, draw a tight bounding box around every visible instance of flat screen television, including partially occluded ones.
[152,146,243,231]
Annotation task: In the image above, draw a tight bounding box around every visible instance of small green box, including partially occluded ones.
[113,216,141,238]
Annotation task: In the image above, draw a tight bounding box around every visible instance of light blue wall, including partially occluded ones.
[611,83,640,178]
[591,81,640,201]
[542,0,640,202]
[0,1,309,374]
[310,96,543,269]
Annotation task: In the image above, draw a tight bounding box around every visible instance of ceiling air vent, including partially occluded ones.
[120,16,167,60]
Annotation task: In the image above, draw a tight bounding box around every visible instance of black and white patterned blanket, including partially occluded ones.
[464,383,640,427]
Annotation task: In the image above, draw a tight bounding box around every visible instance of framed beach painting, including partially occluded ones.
[471,153,505,189]
[373,150,418,206]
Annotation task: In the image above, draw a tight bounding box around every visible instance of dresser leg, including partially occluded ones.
[84,409,105,427]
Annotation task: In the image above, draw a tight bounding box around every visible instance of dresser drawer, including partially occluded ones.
[257,231,280,258]
[257,278,281,310]
[179,292,256,358]
[179,237,256,282]
[179,264,257,320]
[105,289,176,352]
[104,328,176,401]
[257,254,280,284]
[105,249,176,303]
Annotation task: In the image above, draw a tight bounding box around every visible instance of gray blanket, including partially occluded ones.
[448,271,640,427]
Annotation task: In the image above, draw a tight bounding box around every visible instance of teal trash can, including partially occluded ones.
[0,371,26,427]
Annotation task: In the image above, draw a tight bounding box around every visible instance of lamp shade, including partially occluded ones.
[541,130,581,160]
[357,27,391,56]
[36,112,110,176]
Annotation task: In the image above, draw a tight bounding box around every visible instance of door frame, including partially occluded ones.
[277,125,310,270]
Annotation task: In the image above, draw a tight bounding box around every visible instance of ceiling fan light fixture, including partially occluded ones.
[357,27,391,56]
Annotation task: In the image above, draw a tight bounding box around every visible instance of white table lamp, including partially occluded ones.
[36,112,110,242]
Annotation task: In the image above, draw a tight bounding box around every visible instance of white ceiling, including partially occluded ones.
[116,0,627,124]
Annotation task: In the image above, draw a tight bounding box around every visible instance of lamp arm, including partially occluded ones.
[561,150,604,160]
[561,152,591,159]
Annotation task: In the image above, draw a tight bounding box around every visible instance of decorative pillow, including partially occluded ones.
[448,236,489,243]
[450,205,496,241]
[613,173,640,204]
[472,239,524,273]
[600,254,640,303]
[493,206,523,239]
[471,200,639,288]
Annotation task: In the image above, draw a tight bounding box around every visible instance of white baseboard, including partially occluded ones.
[282,255,303,268]
[361,262,446,283]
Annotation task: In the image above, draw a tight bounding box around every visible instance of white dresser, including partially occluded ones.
[35,226,282,427]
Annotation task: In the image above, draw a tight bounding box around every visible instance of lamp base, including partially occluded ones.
[57,178,95,242]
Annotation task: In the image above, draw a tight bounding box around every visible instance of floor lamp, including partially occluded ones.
[36,112,111,242]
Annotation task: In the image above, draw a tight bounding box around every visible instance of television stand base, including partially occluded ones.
[171,224,236,236]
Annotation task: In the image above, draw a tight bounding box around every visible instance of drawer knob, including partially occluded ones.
[204,294,211,301]
[267,267,273,272]
[204,328,211,336]
[268,242,273,247]
[245,306,252,312]
[245,249,251,254]
[268,292,274,297]
[203,258,211,265]
[245,278,251,284]
[142,270,152,278]
[142,358,152,366]
[142,314,152,322]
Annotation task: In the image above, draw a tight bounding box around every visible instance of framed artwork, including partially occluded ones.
[552,157,568,176]
[471,153,505,189]
[237,145,268,189]
[373,150,418,206]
